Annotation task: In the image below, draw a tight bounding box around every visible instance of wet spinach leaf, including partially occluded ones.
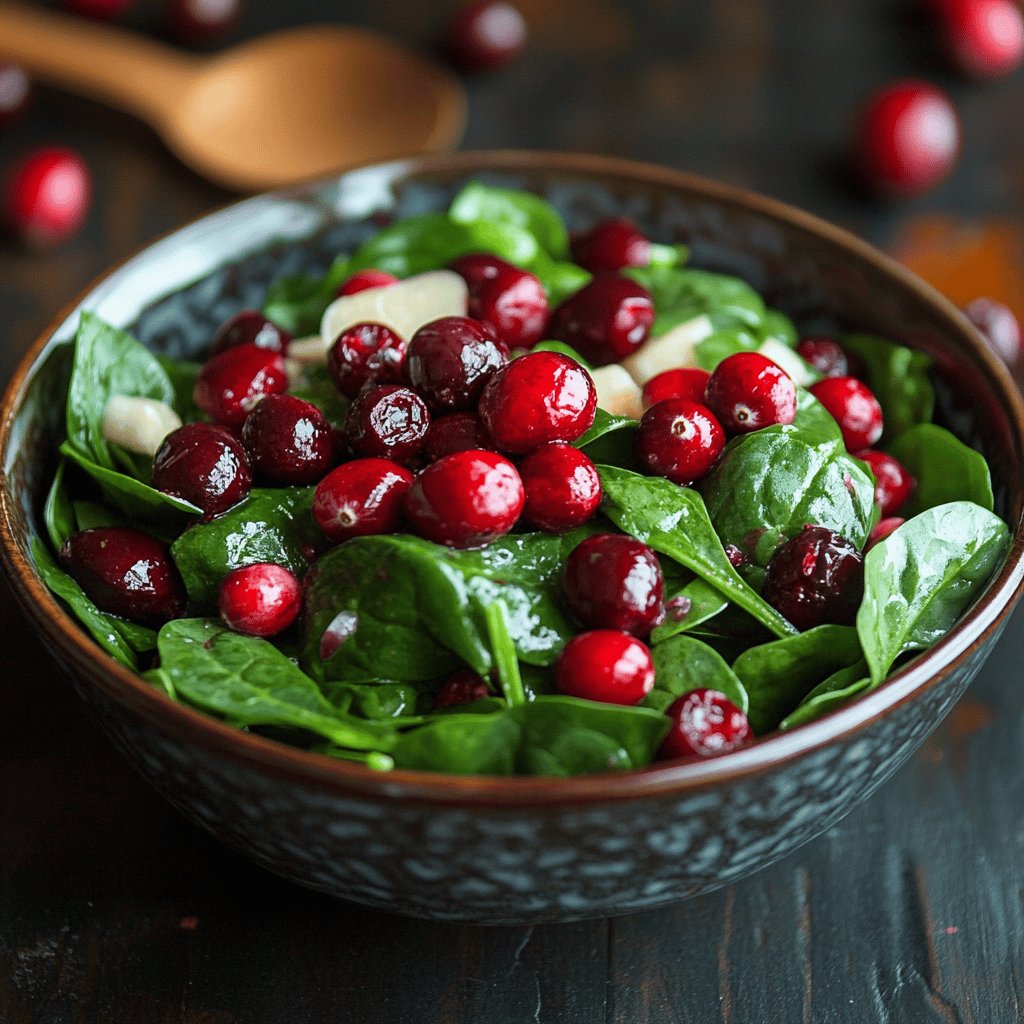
[391,711,521,774]
[326,681,426,720]
[695,327,759,371]
[650,577,730,643]
[646,634,748,714]
[778,661,870,731]
[626,266,765,334]
[449,181,570,259]
[263,255,350,336]
[44,459,75,550]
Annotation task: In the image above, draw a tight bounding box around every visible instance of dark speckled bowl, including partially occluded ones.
[3,153,1023,924]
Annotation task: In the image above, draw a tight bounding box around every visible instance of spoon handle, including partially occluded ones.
[0,2,196,126]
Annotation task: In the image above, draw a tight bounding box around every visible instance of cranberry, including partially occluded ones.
[241,394,333,485]
[449,252,514,291]
[59,527,185,625]
[809,376,883,451]
[478,351,597,454]
[796,337,850,379]
[563,534,664,635]
[404,316,507,412]
[218,563,301,638]
[166,0,240,43]
[211,310,290,356]
[571,218,651,274]
[3,147,91,248]
[152,423,252,515]
[635,399,726,485]
[313,458,414,542]
[866,516,906,552]
[548,275,654,366]
[61,0,133,18]
[328,322,408,399]
[434,670,491,708]
[705,352,797,435]
[555,630,655,706]
[641,368,711,409]
[404,450,524,548]
[193,343,288,427]
[468,265,548,349]
[725,544,748,568]
[423,412,492,462]
[657,690,753,760]
[936,0,1024,78]
[336,269,400,297]
[445,0,527,72]
[344,384,430,463]
[519,442,602,533]
[854,80,960,196]
[963,297,1021,365]
[0,65,31,126]
[855,449,916,516]
[762,525,865,632]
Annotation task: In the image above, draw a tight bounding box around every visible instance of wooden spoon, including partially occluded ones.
[0,3,467,192]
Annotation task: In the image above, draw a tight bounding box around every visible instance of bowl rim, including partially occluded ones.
[3,148,1023,806]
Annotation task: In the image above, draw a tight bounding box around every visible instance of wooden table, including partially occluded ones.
[2,2,1023,1020]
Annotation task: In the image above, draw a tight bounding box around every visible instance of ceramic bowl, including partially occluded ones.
[2,152,1023,925]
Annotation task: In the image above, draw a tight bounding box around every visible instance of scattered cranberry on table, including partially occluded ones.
[218,563,302,638]
[795,337,850,379]
[635,399,726,485]
[423,412,492,462]
[658,689,753,760]
[809,376,884,450]
[60,0,134,19]
[166,0,241,44]
[444,0,527,73]
[934,0,1024,79]
[328,322,408,399]
[336,269,400,297]
[211,310,290,356]
[571,218,651,274]
[962,297,1021,365]
[705,352,797,435]
[467,265,548,349]
[855,449,916,516]
[241,394,333,486]
[434,670,492,708]
[518,442,602,533]
[193,343,288,427]
[3,147,91,248]
[0,65,31,126]
[866,516,906,551]
[313,458,414,543]
[641,367,711,409]
[344,383,431,463]
[152,422,252,515]
[555,630,655,706]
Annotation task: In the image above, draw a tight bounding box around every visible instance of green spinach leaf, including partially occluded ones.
[448,181,570,259]
[778,661,871,730]
[650,577,730,643]
[646,635,748,713]
[156,355,203,422]
[263,255,350,336]
[44,459,75,550]
[626,266,765,335]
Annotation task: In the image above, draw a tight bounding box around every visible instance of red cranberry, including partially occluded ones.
[658,689,753,760]
[468,265,548,349]
[705,352,797,435]
[3,147,91,248]
[762,525,865,632]
[642,368,711,409]
[313,458,414,542]
[61,0,133,18]
[555,630,655,706]
[336,269,400,297]
[571,218,651,273]
[866,516,906,552]
[636,399,726,485]
[809,376,883,450]
[166,0,240,43]
[193,343,288,427]
[548,275,654,366]
[404,450,524,548]
[59,527,185,625]
[445,0,527,72]
[855,449,916,516]
[855,81,960,196]
[328,322,408,399]
[936,0,1024,78]
[963,297,1021,365]
[725,544,748,568]
[563,534,664,635]
[218,563,301,638]
[478,351,597,454]
[449,252,514,291]
[152,423,252,515]
[423,412,492,462]
[211,310,290,356]
[405,316,507,412]
[0,65,31,126]
[344,384,430,463]
[796,337,850,379]
[241,394,333,485]
[434,670,491,708]
[519,442,602,533]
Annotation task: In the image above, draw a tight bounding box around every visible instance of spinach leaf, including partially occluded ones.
[647,242,690,269]
[856,502,1009,683]
[531,340,594,368]
[778,661,871,731]
[263,255,350,336]
[575,407,635,448]
[626,267,765,334]
[530,254,591,305]
[448,181,570,259]
[486,600,527,707]
[646,635,748,714]
[649,578,730,643]
[73,499,126,532]
[44,459,75,550]
[695,328,759,371]
[392,711,522,775]
[758,309,798,346]
[156,355,203,422]
[325,681,426,720]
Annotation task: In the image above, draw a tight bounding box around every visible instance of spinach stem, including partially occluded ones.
[485,599,526,708]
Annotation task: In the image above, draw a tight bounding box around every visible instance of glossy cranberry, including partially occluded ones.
[193,343,288,427]
[796,337,850,379]
[211,310,290,356]
[866,516,906,552]
[963,297,1021,365]
[152,423,252,515]
[555,630,655,706]
[344,384,430,463]
[519,443,602,533]
[725,544,748,568]
[3,147,91,248]
[854,81,960,196]
[61,0,134,18]
[705,352,797,435]
[762,525,865,632]
[434,670,491,708]
[0,65,31,126]
[218,563,301,638]
[571,218,651,273]
[328,322,408,399]
[313,458,414,542]
[449,252,514,291]
[336,269,400,297]
[404,450,524,548]
[563,534,664,635]
[936,0,1024,78]
[548,275,655,366]
[166,0,240,43]
[658,690,753,760]
[856,449,916,516]
[445,0,527,72]
[478,351,597,454]
[468,265,548,349]
[642,368,711,409]
[59,527,185,625]
[423,412,492,462]
[809,376,883,450]
[241,394,333,485]
[636,399,726,485]
[404,316,507,412]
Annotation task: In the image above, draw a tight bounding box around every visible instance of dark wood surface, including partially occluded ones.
[2,2,1023,1021]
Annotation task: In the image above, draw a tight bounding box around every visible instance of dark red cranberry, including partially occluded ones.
[796,337,850,379]
[809,376,883,450]
[705,352,797,435]
[152,423,252,515]
[571,218,651,273]
[61,0,133,18]
[555,630,655,706]
[854,81,960,196]
[563,534,664,635]
[856,449,916,516]
[404,450,524,548]
[445,0,527,72]
[762,525,865,632]
[636,399,726,485]
[3,147,91,248]
[434,670,491,708]
[468,265,548,349]
[336,269,400,297]
[241,394,333,485]
[166,0,240,43]
[866,516,906,552]
[404,316,507,412]
[519,442,602,533]
[211,310,290,356]
[313,458,414,542]
[963,297,1021,365]
[548,275,654,366]
[423,412,492,462]
[328,322,408,399]
[218,563,301,638]
[344,384,430,463]
[936,0,1024,78]
[478,351,597,454]
[59,527,185,625]
[449,252,514,291]
[193,343,288,427]
[642,368,711,409]
[0,65,31,126]
[657,690,753,760]
[725,544,748,568]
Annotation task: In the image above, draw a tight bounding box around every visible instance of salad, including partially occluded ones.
[34,182,1010,777]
